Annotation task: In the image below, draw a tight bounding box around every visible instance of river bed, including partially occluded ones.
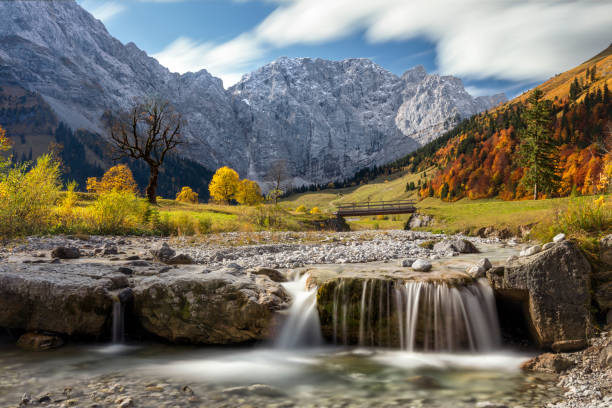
[0,340,564,408]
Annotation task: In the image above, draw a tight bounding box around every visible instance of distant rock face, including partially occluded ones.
[231,60,506,185]
[488,241,591,351]
[0,0,506,186]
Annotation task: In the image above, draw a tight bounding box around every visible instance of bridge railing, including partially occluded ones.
[334,200,416,216]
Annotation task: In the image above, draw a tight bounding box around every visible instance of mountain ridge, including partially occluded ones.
[0,0,506,188]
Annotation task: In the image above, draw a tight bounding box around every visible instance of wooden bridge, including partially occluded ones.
[334,200,417,217]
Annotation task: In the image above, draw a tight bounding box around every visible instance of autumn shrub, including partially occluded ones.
[375,214,387,220]
[0,154,61,237]
[87,164,138,194]
[532,196,612,242]
[173,213,197,236]
[197,216,212,234]
[176,186,199,204]
[295,205,307,213]
[88,191,148,234]
[310,206,321,215]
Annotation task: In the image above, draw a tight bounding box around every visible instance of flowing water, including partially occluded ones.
[275,273,323,348]
[0,244,565,407]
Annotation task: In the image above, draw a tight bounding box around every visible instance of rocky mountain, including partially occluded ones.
[0,0,505,187]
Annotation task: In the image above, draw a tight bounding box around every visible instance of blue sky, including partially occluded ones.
[79,0,612,98]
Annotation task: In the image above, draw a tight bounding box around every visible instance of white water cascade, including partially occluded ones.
[331,278,501,352]
[111,298,125,344]
[275,273,323,349]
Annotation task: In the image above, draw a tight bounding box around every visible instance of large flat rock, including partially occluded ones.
[0,263,121,337]
[0,261,290,344]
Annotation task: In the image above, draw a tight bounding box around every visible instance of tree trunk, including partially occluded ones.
[146,165,159,204]
[533,182,538,201]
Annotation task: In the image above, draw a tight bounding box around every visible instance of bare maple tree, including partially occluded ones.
[107,98,183,203]
[264,159,290,204]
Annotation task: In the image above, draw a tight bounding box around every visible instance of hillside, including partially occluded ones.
[315,44,611,201]
[0,84,213,198]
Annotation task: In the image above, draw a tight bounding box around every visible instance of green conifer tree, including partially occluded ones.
[518,89,560,200]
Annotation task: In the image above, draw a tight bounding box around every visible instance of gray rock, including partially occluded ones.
[150,243,175,262]
[553,233,566,243]
[520,352,575,373]
[397,258,415,267]
[0,263,114,336]
[488,241,591,350]
[506,255,518,263]
[433,239,479,254]
[50,246,80,259]
[412,259,432,272]
[132,270,289,344]
[520,245,542,257]
[542,242,555,250]
[16,332,64,351]
[476,258,492,271]
[252,268,287,283]
[467,265,486,279]
[166,253,194,265]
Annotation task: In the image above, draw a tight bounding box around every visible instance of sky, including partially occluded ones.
[78,0,612,98]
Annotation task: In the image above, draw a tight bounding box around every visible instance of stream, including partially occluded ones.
[0,242,566,407]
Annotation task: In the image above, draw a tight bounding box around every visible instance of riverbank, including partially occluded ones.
[0,231,609,408]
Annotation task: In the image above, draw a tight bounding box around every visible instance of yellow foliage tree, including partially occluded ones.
[87,164,138,195]
[236,179,263,206]
[176,186,199,203]
[208,166,240,203]
[310,206,321,214]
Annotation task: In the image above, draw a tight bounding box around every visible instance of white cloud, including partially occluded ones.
[80,1,126,22]
[152,35,265,87]
[155,0,612,87]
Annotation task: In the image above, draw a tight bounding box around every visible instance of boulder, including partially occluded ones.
[520,353,575,373]
[150,243,176,262]
[50,247,80,259]
[477,258,492,271]
[467,265,486,279]
[411,259,432,272]
[132,270,289,344]
[488,241,591,350]
[0,263,115,336]
[252,268,287,283]
[397,259,415,268]
[17,332,64,351]
[405,214,433,230]
[599,234,612,266]
[166,253,194,265]
[433,239,478,254]
[520,245,542,257]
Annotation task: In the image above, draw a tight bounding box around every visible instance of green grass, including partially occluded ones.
[281,168,428,213]
[282,168,611,235]
[414,196,605,234]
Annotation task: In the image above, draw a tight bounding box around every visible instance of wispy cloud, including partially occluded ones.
[155,0,612,87]
[152,35,266,87]
[80,1,126,22]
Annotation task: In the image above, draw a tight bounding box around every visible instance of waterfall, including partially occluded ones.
[329,278,501,352]
[111,297,124,344]
[275,273,323,349]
